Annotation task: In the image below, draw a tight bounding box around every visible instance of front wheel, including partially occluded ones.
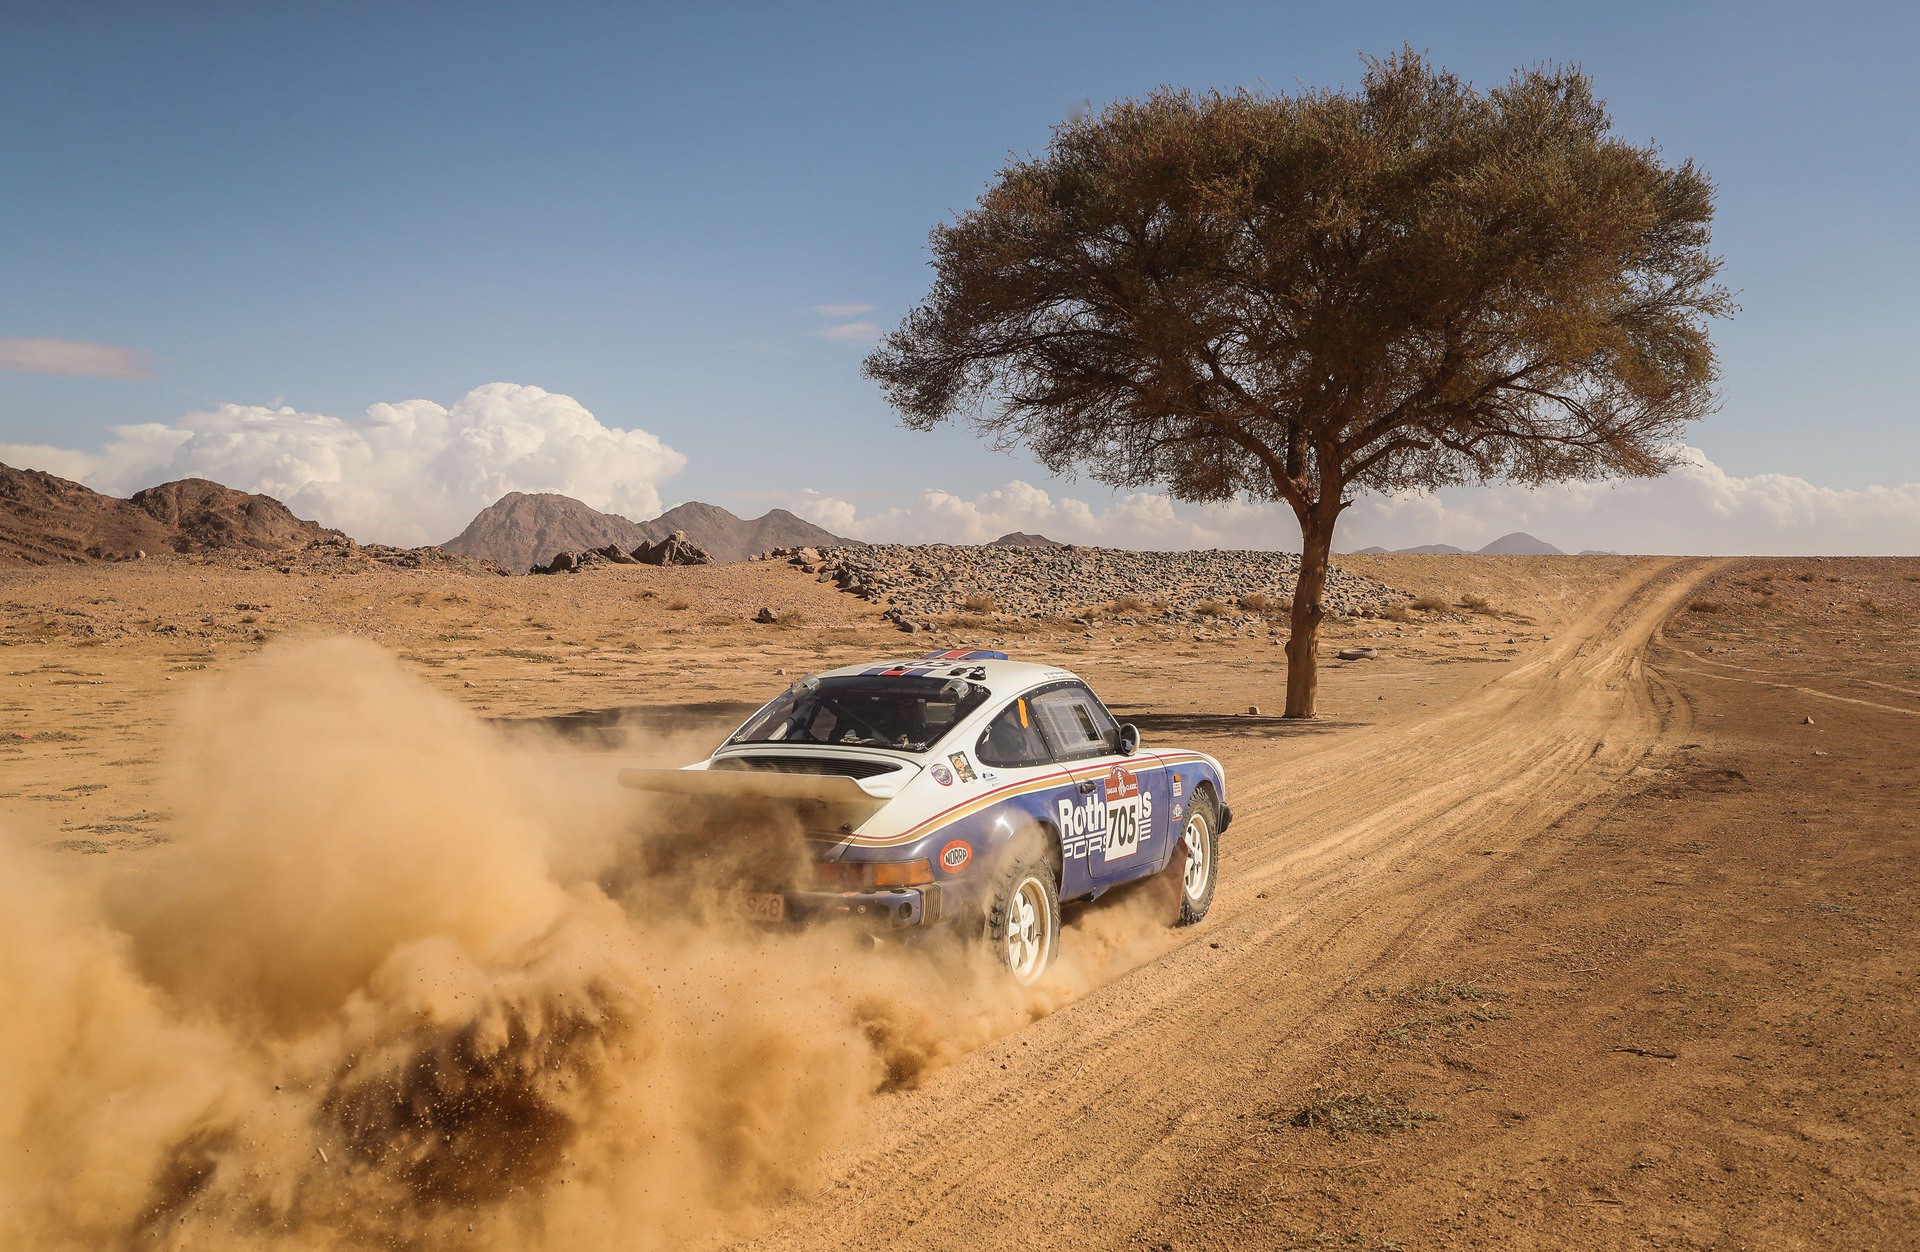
[986,857,1060,985]
[1169,792,1219,926]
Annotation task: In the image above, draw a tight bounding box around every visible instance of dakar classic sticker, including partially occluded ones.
[948,752,977,783]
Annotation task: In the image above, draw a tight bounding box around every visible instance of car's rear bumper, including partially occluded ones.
[787,883,946,928]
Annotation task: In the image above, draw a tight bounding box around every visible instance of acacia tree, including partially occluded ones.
[865,52,1729,717]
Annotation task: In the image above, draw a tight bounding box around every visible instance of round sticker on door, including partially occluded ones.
[940,839,972,871]
[931,764,954,786]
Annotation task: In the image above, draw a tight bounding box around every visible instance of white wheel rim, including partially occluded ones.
[1182,813,1211,900]
[1006,877,1049,981]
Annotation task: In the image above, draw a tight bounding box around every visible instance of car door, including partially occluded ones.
[1025,683,1163,883]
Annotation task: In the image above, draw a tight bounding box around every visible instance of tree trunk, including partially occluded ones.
[1283,511,1339,719]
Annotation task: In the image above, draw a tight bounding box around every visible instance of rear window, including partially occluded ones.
[728,674,991,754]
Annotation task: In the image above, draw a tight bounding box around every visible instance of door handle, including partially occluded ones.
[1077,779,1096,794]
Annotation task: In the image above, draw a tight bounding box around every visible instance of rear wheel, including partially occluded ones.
[986,857,1060,985]
[1168,791,1218,926]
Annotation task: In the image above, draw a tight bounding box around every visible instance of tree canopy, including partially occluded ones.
[866,52,1729,716]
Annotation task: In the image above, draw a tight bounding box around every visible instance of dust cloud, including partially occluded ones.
[0,638,1173,1250]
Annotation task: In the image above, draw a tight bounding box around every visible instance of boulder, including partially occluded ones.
[631,530,714,566]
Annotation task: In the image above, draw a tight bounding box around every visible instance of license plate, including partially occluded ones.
[732,891,787,923]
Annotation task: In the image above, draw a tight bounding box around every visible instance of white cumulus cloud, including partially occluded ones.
[800,448,1920,556]
[0,337,154,378]
[0,382,685,547]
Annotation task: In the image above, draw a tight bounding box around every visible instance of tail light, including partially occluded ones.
[812,860,933,890]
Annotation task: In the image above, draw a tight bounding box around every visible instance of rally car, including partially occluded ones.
[620,651,1230,983]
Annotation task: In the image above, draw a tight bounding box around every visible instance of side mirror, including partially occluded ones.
[1118,723,1140,755]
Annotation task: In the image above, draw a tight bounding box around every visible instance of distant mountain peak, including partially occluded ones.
[441,494,850,569]
[1476,531,1564,555]
[989,531,1063,548]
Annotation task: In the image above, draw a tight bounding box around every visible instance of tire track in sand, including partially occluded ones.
[724,557,1728,1252]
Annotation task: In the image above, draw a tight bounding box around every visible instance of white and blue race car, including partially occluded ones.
[621,651,1230,983]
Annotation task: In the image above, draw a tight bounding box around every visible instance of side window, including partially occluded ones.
[1028,684,1119,760]
[975,697,1053,768]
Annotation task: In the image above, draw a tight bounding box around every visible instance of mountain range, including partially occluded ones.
[439,492,847,568]
[1350,531,1565,556]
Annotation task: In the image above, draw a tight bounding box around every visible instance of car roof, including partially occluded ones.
[814,654,1084,699]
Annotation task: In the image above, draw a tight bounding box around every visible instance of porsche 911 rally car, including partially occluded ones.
[620,651,1230,983]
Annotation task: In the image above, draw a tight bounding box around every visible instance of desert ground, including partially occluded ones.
[2,552,1916,1249]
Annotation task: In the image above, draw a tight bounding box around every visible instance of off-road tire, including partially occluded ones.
[1168,789,1219,926]
[985,855,1060,985]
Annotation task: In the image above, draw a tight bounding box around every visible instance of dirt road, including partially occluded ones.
[726,559,1741,1249]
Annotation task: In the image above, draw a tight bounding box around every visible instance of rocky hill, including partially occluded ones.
[443,493,848,568]
[988,531,1063,548]
[0,463,339,565]
[441,492,651,571]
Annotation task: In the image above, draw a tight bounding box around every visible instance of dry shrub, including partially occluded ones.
[1288,1091,1439,1137]
[1108,594,1158,616]
[961,592,998,615]
[1194,600,1232,618]
[664,599,691,612]
[1409,595,1450,612]
[771,609,807,627]
[1379,606,1413,623]
[1459,593,1493,613]
[1687,600,1725,614]
[1236,592,1286,613]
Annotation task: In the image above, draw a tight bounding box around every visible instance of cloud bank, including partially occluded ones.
[801,447,1920,556]
[0,383,685,547]
[0,338,154,379]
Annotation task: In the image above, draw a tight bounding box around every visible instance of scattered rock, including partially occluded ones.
[766,543,1405,622]
[754,607,778,624]
[1801,715,1815,725]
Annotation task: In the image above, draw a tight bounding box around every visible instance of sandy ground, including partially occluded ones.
[2,553,1915,1248]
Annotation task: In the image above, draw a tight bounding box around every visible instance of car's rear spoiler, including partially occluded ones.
[617,767,893,827]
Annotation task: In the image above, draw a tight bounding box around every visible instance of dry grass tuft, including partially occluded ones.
[1459,593,1494,613]
[1194,600,1233,618]
[961,592,999,615]
[1237,592,1287,613]
[1687,600,1725,614]
[1410,595,1451,612]
[1288,1091,1439,1137]
[1380,606,1413,623]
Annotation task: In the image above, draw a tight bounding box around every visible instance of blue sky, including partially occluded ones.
[2,2,1917,552]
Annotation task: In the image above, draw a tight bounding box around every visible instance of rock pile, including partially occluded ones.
[763,543,1406,629]
[529,530,714,575]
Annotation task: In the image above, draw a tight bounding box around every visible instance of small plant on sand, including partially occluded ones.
[961,592,999,614]
[1108,594,1159,616]
[1410,595,1451,612]
[771,609,807,627]
[1237,592,1289,613]
[1194,600,1233,617]
[664,599,692,612]
[1459,593,1494,613]
[1379,606,1413,623]
[1687,600,1725,614]
[1287,1091,1439,1137]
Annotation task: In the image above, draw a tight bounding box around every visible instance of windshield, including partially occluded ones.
[727,674,992,754]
